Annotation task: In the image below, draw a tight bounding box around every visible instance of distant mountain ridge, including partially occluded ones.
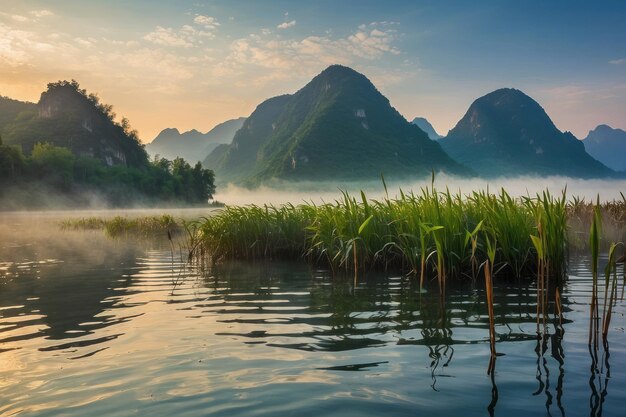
[583,124,626,172]
[204,65,469,185]
[439,88,613,178]
[411,117,442,139]
[146,117,245,164]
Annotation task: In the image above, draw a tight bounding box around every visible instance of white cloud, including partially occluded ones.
[144,26,194,48]
[0,22,78,67]
[609,58,625,65]
[212,24,404,89]
[229,25,400,68]
[277,20,296,29]
[144,16,219,48]
[193,15,219,29]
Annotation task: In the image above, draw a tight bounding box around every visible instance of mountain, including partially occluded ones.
[146,117,246,163]
[203,65,469,185]
[439,88,613,178]
[411,117,442,139]
[583,125,626,172]
[0,96,36,131]
[2,80,147,167]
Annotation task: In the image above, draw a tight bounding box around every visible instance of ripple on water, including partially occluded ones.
[1,221,626,416]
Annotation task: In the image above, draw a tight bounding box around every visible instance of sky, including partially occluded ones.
[1,0,625,142]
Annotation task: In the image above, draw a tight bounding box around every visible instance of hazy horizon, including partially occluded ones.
[213,175,626,206]
[2,0,626,142]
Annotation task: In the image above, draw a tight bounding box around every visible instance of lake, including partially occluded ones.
[1,210,625,416]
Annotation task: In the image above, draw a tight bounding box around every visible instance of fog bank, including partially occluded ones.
[214,175,626,206]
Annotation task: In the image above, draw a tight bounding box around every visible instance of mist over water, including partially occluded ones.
[215,175,626,206]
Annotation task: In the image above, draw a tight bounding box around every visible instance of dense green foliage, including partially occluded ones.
[440,88,613,178]
[0,141,216,209]
[206,65,469,185]
[190,185,571,283]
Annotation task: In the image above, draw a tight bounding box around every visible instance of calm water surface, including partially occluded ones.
[1,211,625,416]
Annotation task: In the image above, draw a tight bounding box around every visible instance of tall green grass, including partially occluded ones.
[191,186,570,283]
[60,214,179,238]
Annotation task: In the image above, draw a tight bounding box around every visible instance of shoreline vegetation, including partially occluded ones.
[62,184,626,279]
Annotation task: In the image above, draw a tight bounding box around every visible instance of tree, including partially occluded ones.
[30,142,75,185]
[0,135,25,181]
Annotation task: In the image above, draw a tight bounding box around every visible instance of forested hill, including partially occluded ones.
[205,65,469,185]
[439,88,613,178]
[0,81,216,209]
[2,80,147,168]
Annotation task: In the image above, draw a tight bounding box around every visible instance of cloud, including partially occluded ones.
[144,26,194,47]
[277,20,296,29]
[30,10,54,18]
[144,16,219,48]
[143,24,216,48]
[208,23,405,89]
[193,15,219,29]
[0,10,54,23]
[228,26,400,68]
[0,22,78,67]
[609,58,625,65]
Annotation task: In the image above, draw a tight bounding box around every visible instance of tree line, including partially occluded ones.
[0,137,216,208]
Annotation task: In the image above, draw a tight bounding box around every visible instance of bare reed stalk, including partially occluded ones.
[555,287,563,326]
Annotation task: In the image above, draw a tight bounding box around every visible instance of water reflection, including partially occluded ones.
[1,216,626,416]
[589,340,612,416]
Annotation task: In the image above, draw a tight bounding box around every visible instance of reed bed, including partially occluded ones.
[60,214,180,238]
[190,186,570,284]
[567,192,626,250]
